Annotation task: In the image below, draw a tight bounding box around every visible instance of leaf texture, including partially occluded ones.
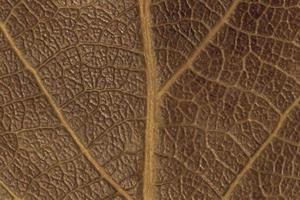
[0,0,299,200]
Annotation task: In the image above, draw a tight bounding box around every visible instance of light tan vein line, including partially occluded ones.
[223,95,300,200]
[138,0,158,200]
[0,23,133,200]
[0,179,21,200]
[158,0,241,96]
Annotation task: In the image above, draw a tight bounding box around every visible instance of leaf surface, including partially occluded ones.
[0,0,300,200]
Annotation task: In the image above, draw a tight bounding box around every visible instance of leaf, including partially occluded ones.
[0,0,299,200]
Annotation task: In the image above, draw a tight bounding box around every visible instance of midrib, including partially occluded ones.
[138,0,158,199]
[3,0,296,199]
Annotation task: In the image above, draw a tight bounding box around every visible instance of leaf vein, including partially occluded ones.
[138,0,158,199]
[158,0,242,97]
[222,95,300,199]
[0,179,21,200]
[0,22,133,200]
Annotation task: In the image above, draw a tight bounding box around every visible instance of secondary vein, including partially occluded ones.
[0,179,21,200]
[0,23,133,200]
[158,0,242,97]
[223,95,300,199]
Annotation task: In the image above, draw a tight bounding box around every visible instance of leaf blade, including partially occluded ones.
[0,22,133,200]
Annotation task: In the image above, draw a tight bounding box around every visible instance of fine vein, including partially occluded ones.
[158,0,241,96]
[223,95,300,199]
[0,23,133,200]
[138,0,158,199]
[0,179,21,200]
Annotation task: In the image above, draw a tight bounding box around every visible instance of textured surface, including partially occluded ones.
[0,0,299,200]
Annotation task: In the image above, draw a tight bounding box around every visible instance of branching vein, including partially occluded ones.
[158,0,242,96]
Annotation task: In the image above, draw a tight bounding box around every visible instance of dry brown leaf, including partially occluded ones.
[0,0,300,199]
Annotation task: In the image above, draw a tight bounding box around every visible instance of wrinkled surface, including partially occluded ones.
[0,0,299,200]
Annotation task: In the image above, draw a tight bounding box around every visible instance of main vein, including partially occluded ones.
[0,179,21,200]
[0,23,133,200]
[138,0,158,199]
[158,0,241,97]
[223,95,300,199]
